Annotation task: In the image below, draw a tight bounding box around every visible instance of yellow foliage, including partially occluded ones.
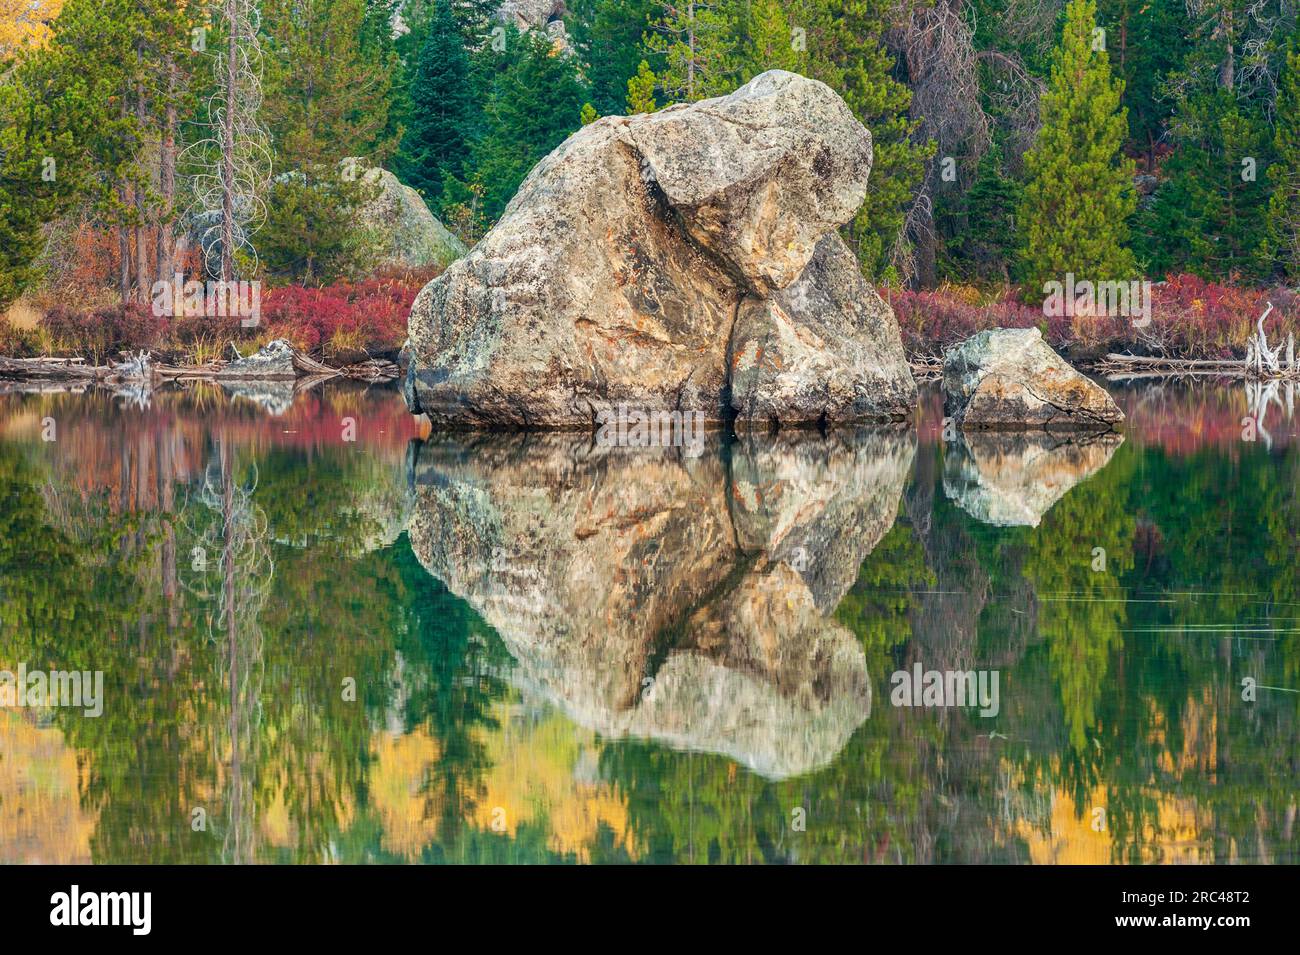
[0,710,98,863]
[0,0,63,58]
[935,282,985,306]
[368,728,445,861]
[467,701,640,862]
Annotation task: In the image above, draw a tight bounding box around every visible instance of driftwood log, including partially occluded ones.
[1100,302,1298,381]
[0,345,398,385]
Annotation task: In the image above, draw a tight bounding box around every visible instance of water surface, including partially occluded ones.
[1,379,1297,863]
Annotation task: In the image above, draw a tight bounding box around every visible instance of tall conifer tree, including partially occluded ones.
[1018,0,1137,292]
[1264,30,1300,280]
[399,0,474,198]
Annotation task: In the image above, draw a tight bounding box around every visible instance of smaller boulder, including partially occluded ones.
[220,339,298,379]
[943,328,1123,430]
[341,158,467,269]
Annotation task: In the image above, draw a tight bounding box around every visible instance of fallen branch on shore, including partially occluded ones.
[1098,302,1298,381]
[0,357,107,379]
[0,343,399,386]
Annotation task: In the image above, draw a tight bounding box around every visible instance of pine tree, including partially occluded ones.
[259,0,398,280]
[5,0,193,303]
[811,0,929,279]
[398,0,474,198]
[626,59,658,114]
[643,0,739,102]
[259,172,381,283]
[1264,31,1300,280]
[0,74,71,307]
[262,0,398,171]
[739,0,805,78]
[1138,91,1270,281]
[1018,0,1137,294]
[360,0,400,56]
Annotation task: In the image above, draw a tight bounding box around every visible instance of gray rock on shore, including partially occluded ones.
[219,339,298,379]
[943,328,1124,430]
[342,158,467,270]
[404,70,916,430]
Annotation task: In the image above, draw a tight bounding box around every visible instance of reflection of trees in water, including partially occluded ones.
[177,437,273,864]
[5,384,1300,864]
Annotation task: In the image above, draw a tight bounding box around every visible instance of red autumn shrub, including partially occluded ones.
[260,276,419,358]
[887,286,1051,359]
[0,317,42,358]
[887,276,1300,362]
[41,303,167,363]
[1145,275,1299,360]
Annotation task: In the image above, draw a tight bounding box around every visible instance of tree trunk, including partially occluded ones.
[1218,8,1235,91]
[119,210,132,305]
[914,197,937,289]
[157,56,178,283]
[221,0,239,282]
[687,1,695,101]
[119,92,132,305]
[135,44,150,302]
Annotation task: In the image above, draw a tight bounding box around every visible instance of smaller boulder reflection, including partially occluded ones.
[942,430,1123,527]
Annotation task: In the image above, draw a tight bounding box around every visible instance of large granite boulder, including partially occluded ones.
[406,429,915,778]
[943,328,1123,430]
[729,235,915,429]
[404,70,916,430]
[342,158,466,269]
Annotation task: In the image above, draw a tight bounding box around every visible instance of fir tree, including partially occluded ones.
[450,0,500,46]
[959,145,1023,284]
[398,0,475,198]
[1097,0,1191,169]
[1018,0,1137,294]
[447,27,589,222]
[1139,91,1271,281]
[569,0,658,116]
[360,0,400,56]
[1264,30,1300,280]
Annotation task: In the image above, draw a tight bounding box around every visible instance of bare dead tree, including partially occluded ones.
[886,0,1042,284]
[181,0,271,280]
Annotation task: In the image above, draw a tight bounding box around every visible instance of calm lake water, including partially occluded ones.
[1,378,1297,864]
